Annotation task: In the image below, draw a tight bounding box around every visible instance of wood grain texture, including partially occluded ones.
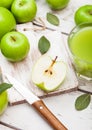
[2,0,92,105]
[0,25,78,105]
[0,0,92,130]
[34,0,92,34]
[32,100,68,130]
[2,0,90,106]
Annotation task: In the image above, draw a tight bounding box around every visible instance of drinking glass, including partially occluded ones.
[68,22,92,80]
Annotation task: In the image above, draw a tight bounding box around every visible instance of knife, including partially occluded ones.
[5,74,67,130]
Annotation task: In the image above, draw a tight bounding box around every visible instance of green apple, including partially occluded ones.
[32,55,67,92]
[74,5,92,25]
[11,0,37,23]
[0,0,13,9]
[0,7,16,40]
[46,0,70,10]
[0,91,8,115]
[0,31,30,62]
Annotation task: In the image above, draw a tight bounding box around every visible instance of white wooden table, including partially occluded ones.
[0,0,92,130]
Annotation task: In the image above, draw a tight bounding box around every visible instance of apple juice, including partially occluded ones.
[68,24,92,78]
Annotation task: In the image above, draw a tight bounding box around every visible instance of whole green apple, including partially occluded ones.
[32,55,67,92]
[46,0,70,10]
[74,5,92,25]
[0,31,30,62]
[0,7,16,40]
[0,91,8,115]
[0,0,13,9]
[11,0,37,23]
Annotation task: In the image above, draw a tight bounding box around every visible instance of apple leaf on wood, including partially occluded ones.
[38,36,50,54]
[0,83,12,94]
[46,12,60,26]
[75,94,91,111]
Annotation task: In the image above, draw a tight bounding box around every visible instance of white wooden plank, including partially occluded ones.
[0,121,22,130]
[0,26,78,105]
[0,125,12,130]
[0,92,92,130]
[34,0,92,34]
[78,77,92,94]
[0,1,92,130]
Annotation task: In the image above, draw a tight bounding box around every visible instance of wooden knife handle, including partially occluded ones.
[32,100,68,130]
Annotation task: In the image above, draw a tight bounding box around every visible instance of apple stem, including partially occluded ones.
[89,10,92,15]
[45,56,58,75]
[19,1,25,6]
[10,36,16,42]
[51,56,58,67]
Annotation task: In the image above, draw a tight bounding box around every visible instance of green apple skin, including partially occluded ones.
[11,0,37,23]
[0,91,8,115]
[32,55,67,92]
[0,7,16,40]
[74,5,92,25]
[0,31,30,62]
[46,0,70,10]
[35,78,66,92]
[0,0,13,9]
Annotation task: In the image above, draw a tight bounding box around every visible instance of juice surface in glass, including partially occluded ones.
[68,25,92,78]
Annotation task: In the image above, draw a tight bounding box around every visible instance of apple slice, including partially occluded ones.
[32,55,67,92]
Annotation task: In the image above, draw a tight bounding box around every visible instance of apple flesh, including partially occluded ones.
[11,0,37,23]
[0,0,13,9]
[32,55,67,92]
[74,5,92,25]
[0,7,16,40]
[46,0,70,10]
[0,31,30,62]
[0,91,8,115]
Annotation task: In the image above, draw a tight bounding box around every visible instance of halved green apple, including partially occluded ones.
[32,55,67,92]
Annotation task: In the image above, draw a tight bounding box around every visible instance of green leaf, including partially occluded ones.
[46,12,59,26]
[38,36,50,54]
[0,83,12,94]
[75,94,91,111]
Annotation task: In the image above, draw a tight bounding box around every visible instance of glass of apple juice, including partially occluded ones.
[68,22,92,80]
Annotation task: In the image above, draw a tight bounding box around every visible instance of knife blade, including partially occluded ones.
[5,73,67,130]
